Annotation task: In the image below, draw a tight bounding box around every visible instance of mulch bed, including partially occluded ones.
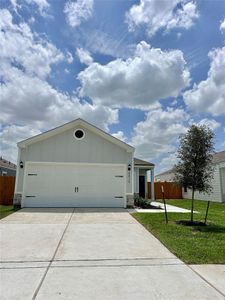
[176,220,206,226]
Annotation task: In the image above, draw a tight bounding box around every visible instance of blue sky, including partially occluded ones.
[0,0,225,173]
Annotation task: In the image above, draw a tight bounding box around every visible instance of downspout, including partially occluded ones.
[14,146,21,194]
[151,167,155,201]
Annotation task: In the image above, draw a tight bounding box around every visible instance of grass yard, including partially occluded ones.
[0,205,20,220]
[133,199,225,264]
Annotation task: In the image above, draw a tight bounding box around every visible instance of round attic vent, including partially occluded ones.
[74,129,85,140]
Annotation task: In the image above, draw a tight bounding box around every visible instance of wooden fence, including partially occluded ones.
[148,182,182,199]
[0,176,15,205]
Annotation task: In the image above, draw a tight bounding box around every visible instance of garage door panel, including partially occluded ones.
[23,164,125,207]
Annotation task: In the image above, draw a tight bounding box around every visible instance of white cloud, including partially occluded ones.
[26,0,49,13]
[0,63,118,162]
[220,18,225,31]
[184,47,225,115]
[126,0,199,37]
[0,63,118,130]
[131,107,189,161]
[0,10,117,129]
[76,48,93,65]
[111,131,126,142]
[10,0,49,15]
[64,0,93,27]
[66,51,74,64]
[0,125,41,163]
[0,9,119,162]
[157,153,178,174]
[197,119,220,131]
[78,41,190,109]
[0,9,63,79]
[74,28,136,59]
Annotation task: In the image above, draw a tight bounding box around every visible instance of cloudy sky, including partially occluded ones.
[0,0,225,173]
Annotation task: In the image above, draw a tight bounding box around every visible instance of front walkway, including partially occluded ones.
[128,201,196,213]
[0,208,224,299]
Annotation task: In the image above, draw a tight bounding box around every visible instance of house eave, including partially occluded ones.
[17,118,134,152]
[134,165,154,169]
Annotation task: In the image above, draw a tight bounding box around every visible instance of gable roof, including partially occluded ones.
[213,150,225,164]
[156,167,175,177]
[17,118,134,152]
[156,150,225,176]
[134,157,154,166]
[0,157,17,170]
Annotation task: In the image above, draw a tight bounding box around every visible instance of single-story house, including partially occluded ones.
[183,150,225,202]
[14,119,155,208]
[0,157,17,176]
[155,167,176,182]
[155,151,225,203]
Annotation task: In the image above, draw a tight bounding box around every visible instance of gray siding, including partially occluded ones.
[16,125,133,193]
[183,164,224,203]
[0,167,16,176]
[155,173,175,182]
[220,165,225,201]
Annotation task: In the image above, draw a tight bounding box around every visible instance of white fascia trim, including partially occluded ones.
[134,165,154,169]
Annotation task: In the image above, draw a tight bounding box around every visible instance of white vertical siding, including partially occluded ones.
[183,164,224,202]
[16,126,133,194]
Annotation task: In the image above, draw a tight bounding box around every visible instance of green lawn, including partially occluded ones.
[0,205,20,220]
[133,199,225,264]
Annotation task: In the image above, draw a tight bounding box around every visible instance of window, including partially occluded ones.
[74,129,85,140]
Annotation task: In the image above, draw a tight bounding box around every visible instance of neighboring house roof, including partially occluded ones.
[156,150,225,177]
[134,157,154,167]
[213,150,225,164]
[17,118,134,152]
[156,167,175,177]
[0,157,17,171]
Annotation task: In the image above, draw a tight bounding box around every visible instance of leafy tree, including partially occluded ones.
[175,125,215,223]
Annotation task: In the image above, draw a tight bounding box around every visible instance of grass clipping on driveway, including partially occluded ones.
[133,199,225,264]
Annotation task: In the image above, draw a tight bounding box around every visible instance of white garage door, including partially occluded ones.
[23,163,126,207]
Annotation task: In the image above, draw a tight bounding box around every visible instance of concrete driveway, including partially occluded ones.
[0,208,224,300]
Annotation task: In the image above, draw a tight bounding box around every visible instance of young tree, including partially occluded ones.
[175,125,215,223]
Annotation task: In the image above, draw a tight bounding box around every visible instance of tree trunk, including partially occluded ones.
[191,188,195,223]
[204,201,210,225]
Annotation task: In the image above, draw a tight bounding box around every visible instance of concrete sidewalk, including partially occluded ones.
[190,265,225,296]
[0,208,224,299]
[128,201,197,213]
